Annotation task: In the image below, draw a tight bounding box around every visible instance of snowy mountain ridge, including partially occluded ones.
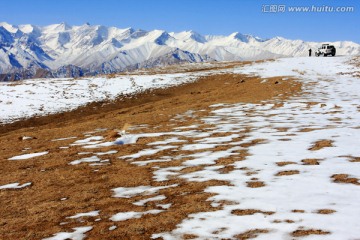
[1,22,359,80]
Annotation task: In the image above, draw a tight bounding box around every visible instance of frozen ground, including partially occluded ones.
[153,56,360,239]
[3,56,360,239]
[0,68,230,124]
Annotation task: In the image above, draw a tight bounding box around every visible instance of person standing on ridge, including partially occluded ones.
[309,48,312,57]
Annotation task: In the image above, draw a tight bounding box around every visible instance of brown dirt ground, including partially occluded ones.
[231,209,275,216]
[292,209,305,213]
[0,63,301,239]
[272,219,295,224]
[275,170,300,176]
[234,229,269,240]
[291,228,330,237]
[308,139,334,151]
[301,158,321,165]
[276,161,297,167]
[331,174,360,186]
[316,209,336,214]
[298,127,323,132]
[246,181,266,188]
[348,156,360,162]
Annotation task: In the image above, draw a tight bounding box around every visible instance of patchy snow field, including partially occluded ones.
[2,56,360,240]
[135,56,358,239]
[152,56,360,239]
[0,69,230,124]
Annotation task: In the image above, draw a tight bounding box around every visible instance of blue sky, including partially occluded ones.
[1,0,359,43]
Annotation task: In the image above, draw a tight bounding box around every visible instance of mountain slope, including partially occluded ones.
[0,22,359,80]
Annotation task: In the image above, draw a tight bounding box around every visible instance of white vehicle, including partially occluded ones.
[315,44,336,57]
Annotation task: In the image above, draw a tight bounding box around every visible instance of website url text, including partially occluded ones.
[262,5,354,13]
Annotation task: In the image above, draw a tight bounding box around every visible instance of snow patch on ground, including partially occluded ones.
[112,184,177,198]
[69,156,101,165]
[108,226,117,231]
[0,182,31,189]
[133,195,167,206]
[0,70,231,124]
[51,136,77,141]
[8,151,49,160]
[110,209,164,222]
[43,226,93,240]
[67,211,100,219]
[152,56,360,240]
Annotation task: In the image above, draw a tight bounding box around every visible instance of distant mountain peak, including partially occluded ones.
[59,22,71,30]
[229,32,260,43]
[18,24,38,34]
[0,26,14,44]
[123,27,134,32]
[0,22,18,33]
[274,36,286,41]
[187,30,206,43]
[0,22,359,81]
[44,22,71,32]
[170,30,206,43]
[151,30,172,45]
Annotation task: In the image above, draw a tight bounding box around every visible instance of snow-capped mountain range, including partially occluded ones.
[0,22,359,80]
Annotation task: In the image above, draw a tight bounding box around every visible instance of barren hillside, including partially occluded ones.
[1,56,359,240]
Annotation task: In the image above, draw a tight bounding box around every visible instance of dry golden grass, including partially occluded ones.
[302,158,321,165]
[231,209,274,216]
[275,170,300,176]
[240,139,267,148]
[291,228,330,237]
[104,130,121,140]
[272,219,295,224]
[293,69,306,75]
[218,165,235,174]
[275,127,289,132]
[306,102,320,108]
[292,209,305,213]
[106,73,118,79]
[316,209,336,214]
[0,67,302,239]
[180,166,204,174]
[234,229,269,239]
[246,181,266,188]
[278,138,292,141]
[298,127,323,132]
[349,156,360,162]
[245,171,259,176]
[276,161,297,167]
[331,174,360,185]
[212,227,227,234]
[271,102,284,109]
[284,219,295,223]
[182,234,199,239]
[309,139,334,151]
[215,157,241,166]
